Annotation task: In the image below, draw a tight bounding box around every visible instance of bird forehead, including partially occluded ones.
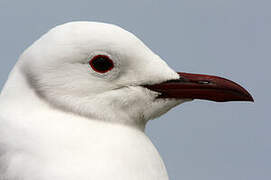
[49,22,141,47]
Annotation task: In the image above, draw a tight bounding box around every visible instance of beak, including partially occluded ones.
[144,72,254,102]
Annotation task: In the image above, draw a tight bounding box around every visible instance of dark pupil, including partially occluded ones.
[91,56,113,73]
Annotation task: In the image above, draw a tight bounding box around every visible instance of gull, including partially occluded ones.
[0,22,253,180]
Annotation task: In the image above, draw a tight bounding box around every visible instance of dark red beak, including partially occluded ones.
[144,72,254,102]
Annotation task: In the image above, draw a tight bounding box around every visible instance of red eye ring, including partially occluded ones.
[89,55,114,73]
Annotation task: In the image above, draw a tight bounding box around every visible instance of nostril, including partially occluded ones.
[197,80,210,84]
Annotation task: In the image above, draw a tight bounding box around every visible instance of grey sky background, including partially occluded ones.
[0,0,269,179]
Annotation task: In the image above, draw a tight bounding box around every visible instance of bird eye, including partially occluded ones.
[89,55,114,73]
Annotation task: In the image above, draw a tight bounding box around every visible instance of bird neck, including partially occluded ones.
[1,62,32,98]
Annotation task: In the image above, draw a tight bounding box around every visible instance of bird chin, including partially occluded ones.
[137,86,190,121]
[144,97,192,121]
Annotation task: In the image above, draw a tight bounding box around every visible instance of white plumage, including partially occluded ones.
[0,22,186,180]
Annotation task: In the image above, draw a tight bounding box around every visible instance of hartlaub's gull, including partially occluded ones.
[0,22,253,180]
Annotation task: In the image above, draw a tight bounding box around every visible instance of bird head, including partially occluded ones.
[11,22,253,128]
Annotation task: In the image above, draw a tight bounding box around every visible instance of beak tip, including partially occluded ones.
[239,86,254,102]
[246,93,254,102]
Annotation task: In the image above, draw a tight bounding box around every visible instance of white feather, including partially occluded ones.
[0,21,187,180]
